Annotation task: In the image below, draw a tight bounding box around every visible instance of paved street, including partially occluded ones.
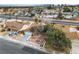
[42,18,79,26]
[0,37,47,54]
[1,14,79,26]
[52,20,79,26]
[0,14,32,20]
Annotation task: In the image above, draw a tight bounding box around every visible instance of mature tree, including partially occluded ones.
[34,18,39,24]
[42,24,54,33]
[57,11,64,19]
[71,6,74,17]
[9,8,14,19]
[57,5,64,19]
[45,27,72,53]
[63,7,71,12]
[15,13,18,22]
[33,16,41,24]
[3,8,9,28]
[30,13,35,17]
[47,5,52,9]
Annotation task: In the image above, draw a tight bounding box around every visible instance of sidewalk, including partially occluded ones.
[71,40,79,54]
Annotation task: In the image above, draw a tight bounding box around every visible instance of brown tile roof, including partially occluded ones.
[6,22,25,31]
[66,32,79,40]
[74,16,79,21]
[62,26,70,32]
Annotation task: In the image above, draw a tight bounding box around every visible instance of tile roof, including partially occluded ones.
[6,22,25,31]
[66,32,79,40]
[74,16,79,21]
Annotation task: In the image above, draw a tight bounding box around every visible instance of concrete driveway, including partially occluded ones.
[71,40,79,54]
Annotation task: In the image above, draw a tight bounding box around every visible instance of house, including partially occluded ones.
[74,16,79,21]
[6,22,25,31]
[66,32,79,40]
[6,21,31,31]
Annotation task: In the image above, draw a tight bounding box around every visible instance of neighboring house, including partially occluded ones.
[63,12,73,19]
[74,16,79,21]
[6,22,24,31]
[66,32,79,40]
[6,21,31,31]
[73,12,79,17]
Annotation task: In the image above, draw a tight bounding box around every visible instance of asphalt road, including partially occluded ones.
[1,14,79,26]
[51,20,79,26]
[0,14,32,20]
[0,38,47,54]
[42,18,79,26]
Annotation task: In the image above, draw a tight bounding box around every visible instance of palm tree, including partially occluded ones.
[9,8,14,19]
[71,6,74,17]
[34,14,41,23]
[57,4,64,19]
[3,8,8,28]
[15,13,18,22]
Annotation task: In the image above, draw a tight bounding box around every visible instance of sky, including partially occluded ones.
[0,0,79,5]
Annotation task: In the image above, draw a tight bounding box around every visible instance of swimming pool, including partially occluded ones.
[22,32,32,41]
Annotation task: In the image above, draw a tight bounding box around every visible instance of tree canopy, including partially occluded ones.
[63,6,72,12]
[47,5,52,9]
[44,24,72,53]
[57,12,64,19]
